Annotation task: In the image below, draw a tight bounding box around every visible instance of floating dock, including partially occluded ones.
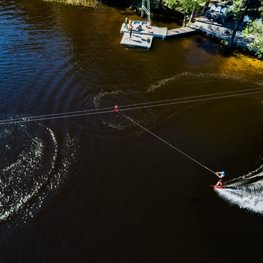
[120,32,153,49]
[120,20,168,48]
[120,20,167,39]
[119,20,198,49]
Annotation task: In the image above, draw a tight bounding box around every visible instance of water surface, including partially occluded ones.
[1,1,263,262]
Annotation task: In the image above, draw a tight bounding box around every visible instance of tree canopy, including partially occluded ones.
[164,0,205,14]
[164,0,205,24]
[243,19,263,57]
[237,0,263,57]
[164,0,263,58]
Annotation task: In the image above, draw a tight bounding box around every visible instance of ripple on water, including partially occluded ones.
[0,122,77,224]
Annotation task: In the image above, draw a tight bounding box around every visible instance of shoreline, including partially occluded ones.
[190,17,258,58]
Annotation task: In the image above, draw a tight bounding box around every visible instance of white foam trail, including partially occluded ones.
[215,165,263,215]
[0,123,60,222]
[0,138,44,221]
[146,72,244,93]
[2,137,43,173]
[45,125,58,172]
[93,90,123,109]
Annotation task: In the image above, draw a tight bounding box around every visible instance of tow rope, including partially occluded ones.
[112,106,217,176]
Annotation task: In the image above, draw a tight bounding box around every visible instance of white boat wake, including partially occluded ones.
[215,165,263,215]
[0,122,76,224]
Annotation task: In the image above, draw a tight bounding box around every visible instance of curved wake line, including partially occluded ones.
[146,72,248,93]
[215,165,263,215]
[0,138,44,221]
[0,125,58,222]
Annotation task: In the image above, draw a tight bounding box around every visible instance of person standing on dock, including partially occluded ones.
[124,17,129,28]
[128,20,133,39]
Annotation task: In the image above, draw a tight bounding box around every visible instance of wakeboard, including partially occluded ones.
[210,184,224,189]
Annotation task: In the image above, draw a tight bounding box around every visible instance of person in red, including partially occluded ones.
[215,171,225,187]
[113,105,120,113]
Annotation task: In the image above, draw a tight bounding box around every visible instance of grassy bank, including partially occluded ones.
[43,0,100,7]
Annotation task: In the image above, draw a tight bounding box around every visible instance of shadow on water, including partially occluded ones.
[194,35,233,57]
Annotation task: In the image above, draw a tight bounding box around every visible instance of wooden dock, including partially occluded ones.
[120,32,153,49]
[119,17,253,52]
[120,20,167,39]
[167,27,196,37]
[190,17,251,50]
[119,20,198,49]
[190,19,230,40]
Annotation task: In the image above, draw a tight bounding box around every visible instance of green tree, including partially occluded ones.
[243,19,263,58]
[164,0,205,26]
[229,0,261,46]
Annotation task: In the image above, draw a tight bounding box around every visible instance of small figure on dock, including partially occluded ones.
[113,105,120,113]
[128,20,133,39]
[215,171,225,187]
[136,24,142,31]
[124,17,129,29]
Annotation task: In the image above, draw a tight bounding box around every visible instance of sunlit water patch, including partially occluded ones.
[0,122,76,224]
[215,165,263,215]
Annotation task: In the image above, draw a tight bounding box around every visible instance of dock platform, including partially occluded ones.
[190,18,251,50]
[120,32,153,49]
[120,20,197,49]
[167,26,196,37]
[190,20,230,40]
[120,20,167,39]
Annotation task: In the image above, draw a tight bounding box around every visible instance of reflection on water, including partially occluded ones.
[218,54,263,78]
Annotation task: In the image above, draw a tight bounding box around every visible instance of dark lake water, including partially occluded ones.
[1,0,263,262]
